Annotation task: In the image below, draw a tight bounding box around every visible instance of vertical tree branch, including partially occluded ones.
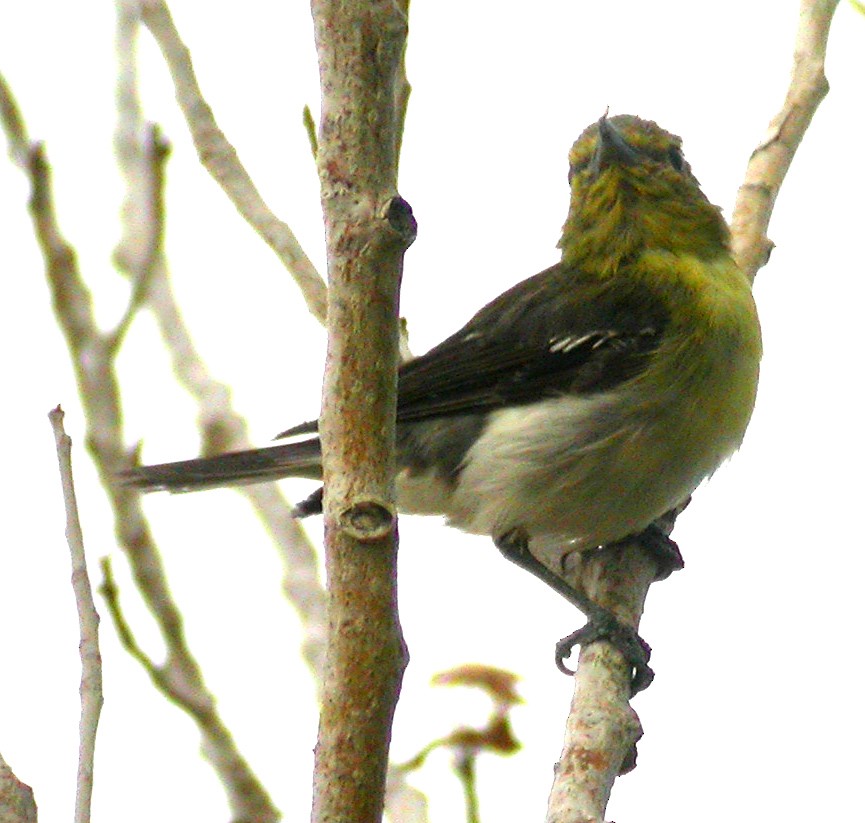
[310,1,414,821]
[48,407,103,823]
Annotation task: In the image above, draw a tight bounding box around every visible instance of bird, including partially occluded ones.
[121,113,762,693]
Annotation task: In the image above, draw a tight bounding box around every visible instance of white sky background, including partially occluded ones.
[1,1,864,821]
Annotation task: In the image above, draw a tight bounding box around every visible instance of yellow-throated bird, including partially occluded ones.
[121,114,762,692]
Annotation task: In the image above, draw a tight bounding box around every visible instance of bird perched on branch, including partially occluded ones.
[121,113,761,693]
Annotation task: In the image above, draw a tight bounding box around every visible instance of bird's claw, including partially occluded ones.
[555,614,655,695]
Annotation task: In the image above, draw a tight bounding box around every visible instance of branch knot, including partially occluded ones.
[337,499,396,541]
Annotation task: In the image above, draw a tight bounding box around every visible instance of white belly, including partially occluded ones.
[396,384,749,549]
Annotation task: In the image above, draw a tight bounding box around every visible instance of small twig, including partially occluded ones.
[111,0,166,352]
[139,0,328,324]
[731,0,841,281]
[109,123,169,352]
[49,407,103,823]
[98,559,161,675]
[98,557,241,731]
[97,556,279,819]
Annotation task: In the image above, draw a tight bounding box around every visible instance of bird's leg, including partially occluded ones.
[628,522,684,581]
[494,527,654,695]
[554,517,688,692]
[634,495,690,581]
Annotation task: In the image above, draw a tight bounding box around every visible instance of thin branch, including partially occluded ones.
[0,67,279,823]
[48,407,103,823]
[99,559,164,676]
[110,2,168,350]
[114,0,328,684]
[731,0,841,281]
[109,121,169,352]
[97,557,280,822]
[309,0,414,821]
[139,0,328,324]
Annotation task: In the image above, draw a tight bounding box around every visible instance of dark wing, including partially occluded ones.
[394,261,669,422]
[278,261,669,437]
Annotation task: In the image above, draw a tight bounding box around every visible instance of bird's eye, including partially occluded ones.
[667,146,684,172]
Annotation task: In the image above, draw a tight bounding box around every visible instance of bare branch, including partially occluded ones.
[139,0,328,324]
[0,66,279,822]
[48,407,103,823]
[309,0,414,820]
[545,543,655,823]
[113,1,328,684]
[110,122,169,352]
[111,1,169,350]
[98,554,283,822]
[731,0,841,281]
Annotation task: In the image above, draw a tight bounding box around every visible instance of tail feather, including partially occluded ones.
[119,438,322,493]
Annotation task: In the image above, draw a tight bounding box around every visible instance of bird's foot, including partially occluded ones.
[494,527,654,694]
[555,613,654,695]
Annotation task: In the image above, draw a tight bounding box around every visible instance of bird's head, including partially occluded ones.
[558,114,730,273]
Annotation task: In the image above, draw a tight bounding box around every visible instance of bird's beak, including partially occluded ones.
[589,114,640,177]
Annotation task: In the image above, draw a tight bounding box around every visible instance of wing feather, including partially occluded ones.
[395,263,668,422]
